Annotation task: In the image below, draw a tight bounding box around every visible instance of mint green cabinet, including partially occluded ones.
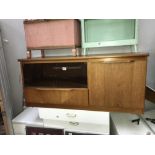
[81,19,138,55]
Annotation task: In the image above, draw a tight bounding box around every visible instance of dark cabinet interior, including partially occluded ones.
[26,126,64,135]
[26,126,99,135]
[23,62,87,88]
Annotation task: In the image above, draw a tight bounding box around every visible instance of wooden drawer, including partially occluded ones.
[24,87,88,107]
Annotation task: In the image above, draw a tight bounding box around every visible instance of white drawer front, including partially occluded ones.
[13,124,26,135]
[39,108,109,125]
[43,119,109,135]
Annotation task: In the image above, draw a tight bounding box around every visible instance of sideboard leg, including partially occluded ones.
[72,48,77,56]
[26,50,32,59]
[41,49,45,58]
[83,48,87,56]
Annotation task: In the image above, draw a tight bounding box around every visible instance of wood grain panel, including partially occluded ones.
[88,59,133,108]
[88,57,147,113]
[24,87,88,106]
[131,59,147,109]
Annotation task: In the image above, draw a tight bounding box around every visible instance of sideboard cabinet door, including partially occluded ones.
[88,58,147,113]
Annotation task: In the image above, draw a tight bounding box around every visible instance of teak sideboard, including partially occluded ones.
[18,52,149,114]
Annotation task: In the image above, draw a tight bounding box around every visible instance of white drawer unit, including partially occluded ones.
[110,112,154,135]
[39,108,110,135]
[12,107,43,134]
[38,108,109,125]
[12,107,110,135]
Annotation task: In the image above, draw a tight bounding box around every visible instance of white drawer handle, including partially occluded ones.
[69,122,79,126]
[66,113,77,118]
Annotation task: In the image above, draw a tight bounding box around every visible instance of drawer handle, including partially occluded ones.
[35,88,73,91]
[35,88,49,90]
[69,122,79,126]
[66,113,77,118]
[62,67,67,71]
[101,60,135,64]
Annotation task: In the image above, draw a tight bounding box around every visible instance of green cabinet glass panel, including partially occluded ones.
[81,19,138,55]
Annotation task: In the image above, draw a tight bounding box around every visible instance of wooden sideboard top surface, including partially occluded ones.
[18,52,149,63]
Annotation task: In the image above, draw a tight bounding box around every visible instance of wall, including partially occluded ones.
[0,19,26,116]
[0,32,14,133]
[138,20,155,88]
[0,19,155,116]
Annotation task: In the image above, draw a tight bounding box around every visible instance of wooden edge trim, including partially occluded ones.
[24,19,80,24]
[27,45,79,50]
[18,52,149,62]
